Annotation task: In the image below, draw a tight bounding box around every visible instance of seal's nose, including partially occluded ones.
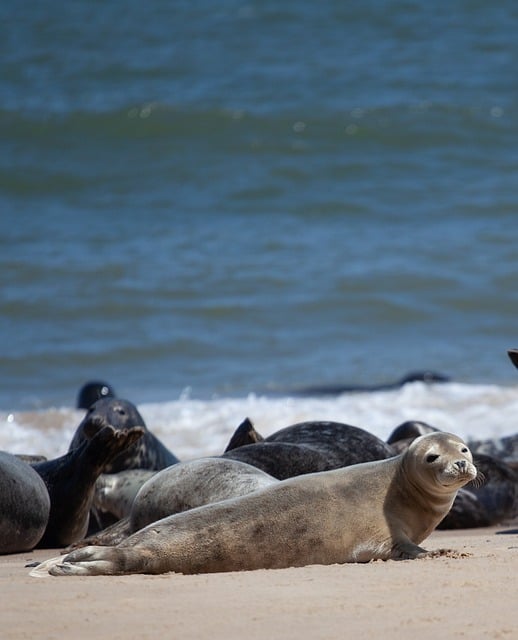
[455,460,468,471]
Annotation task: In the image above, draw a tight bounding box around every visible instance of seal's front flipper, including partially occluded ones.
[390,541,428,560]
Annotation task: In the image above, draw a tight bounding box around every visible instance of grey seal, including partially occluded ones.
[37,432,476,576]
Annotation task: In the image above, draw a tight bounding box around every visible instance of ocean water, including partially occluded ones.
[1,2,518,457]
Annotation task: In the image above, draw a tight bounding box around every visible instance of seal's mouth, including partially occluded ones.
[439,464,478,488]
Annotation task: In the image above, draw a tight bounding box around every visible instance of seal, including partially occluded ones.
[32,424,145,548]
[293,370,450,396]
[0,452,50,553]
[130,457,277,532]
[69,397,179,473]
[37,432,476,576]
[76,380,117,410]
[223,420,395,479]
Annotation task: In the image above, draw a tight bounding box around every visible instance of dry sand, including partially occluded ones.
[1,523,517,640]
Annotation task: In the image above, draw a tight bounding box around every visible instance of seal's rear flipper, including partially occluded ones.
[28,556,65,578]
[507,349,518,370]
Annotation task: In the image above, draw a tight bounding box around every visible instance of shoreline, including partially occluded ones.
[1,523,516,639]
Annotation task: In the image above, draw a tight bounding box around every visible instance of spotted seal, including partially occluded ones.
[34,432,476,576]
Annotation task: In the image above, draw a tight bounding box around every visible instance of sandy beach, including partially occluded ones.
[1,523,516,640]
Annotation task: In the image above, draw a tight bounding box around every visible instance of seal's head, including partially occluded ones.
[77,381,116,410]
[404,432,477,496]
[69,398,147,450]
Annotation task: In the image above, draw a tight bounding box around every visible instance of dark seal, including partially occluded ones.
[223,420,395,479]
[76,380,117,410]
[0,452,50,553]
[293,370,450,396]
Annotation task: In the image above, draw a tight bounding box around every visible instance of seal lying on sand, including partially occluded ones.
[0,452,50,553]
[35,432,476,576]
[69,398,179,473]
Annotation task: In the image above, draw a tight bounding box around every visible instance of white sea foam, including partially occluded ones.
[1,382,517,461]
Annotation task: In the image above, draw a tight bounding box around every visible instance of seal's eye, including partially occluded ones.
[461,447,468,453]
[426,454,439,463]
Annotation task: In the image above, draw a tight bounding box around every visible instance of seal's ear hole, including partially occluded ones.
[426,454,439,463]
[116,409,126,416]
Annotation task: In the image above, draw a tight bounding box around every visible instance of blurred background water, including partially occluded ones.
[1,1,518,456]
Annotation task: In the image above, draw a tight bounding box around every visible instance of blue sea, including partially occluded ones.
[1,1,518,459]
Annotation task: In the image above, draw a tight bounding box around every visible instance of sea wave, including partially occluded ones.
[2,382,517,462]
